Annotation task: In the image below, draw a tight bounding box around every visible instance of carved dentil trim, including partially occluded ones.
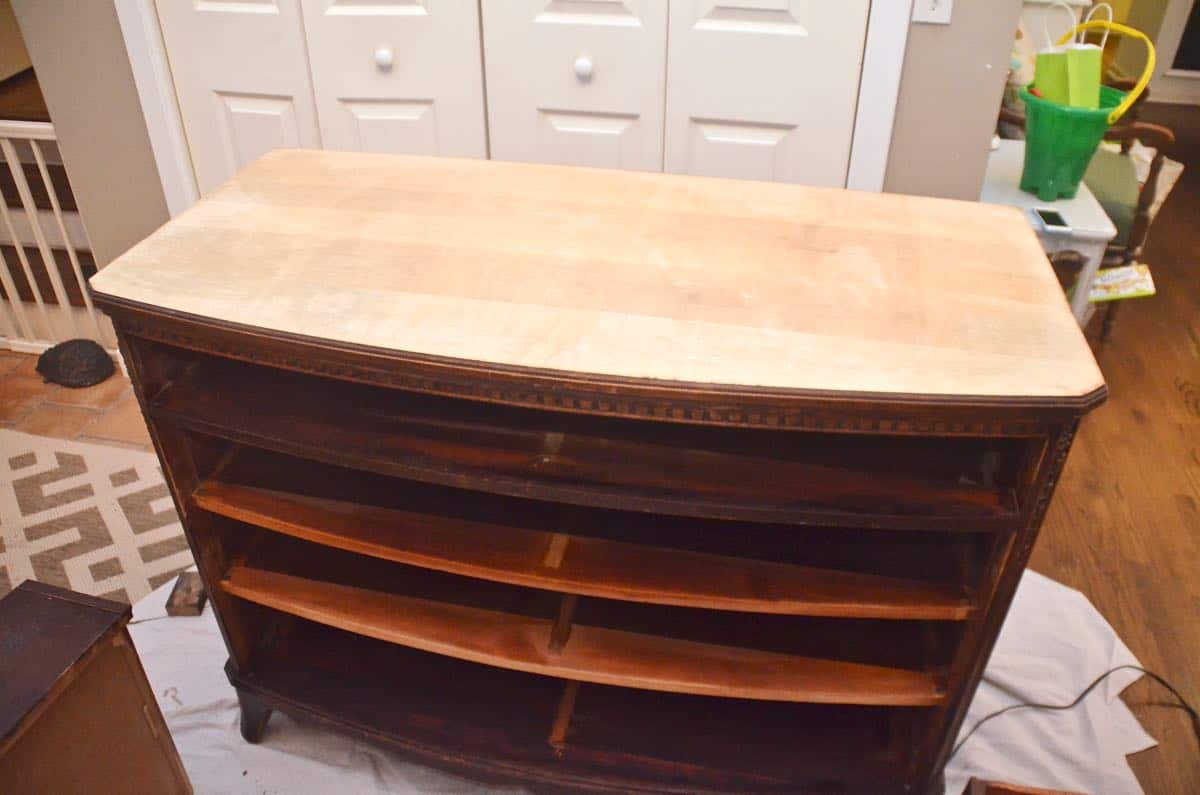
[116,315,1052,437]
[1030,422,1079,527]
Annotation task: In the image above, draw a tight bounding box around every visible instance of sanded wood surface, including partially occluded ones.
[195,481,974,620]
[221,564,946,706]
[90,149,1102,399]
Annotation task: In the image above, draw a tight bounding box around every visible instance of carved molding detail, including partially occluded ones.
[113,313,1058,437]
[1027,421,1079,536]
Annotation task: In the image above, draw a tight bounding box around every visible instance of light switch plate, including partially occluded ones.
[912,0,953,25]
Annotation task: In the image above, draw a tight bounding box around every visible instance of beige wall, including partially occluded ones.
[0,0,31,82]
[885,0,1023,200]
[12,0,169,267]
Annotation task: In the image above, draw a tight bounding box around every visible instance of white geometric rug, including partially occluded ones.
[0,429,192,603]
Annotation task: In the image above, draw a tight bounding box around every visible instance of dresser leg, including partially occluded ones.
[237,689,273,743]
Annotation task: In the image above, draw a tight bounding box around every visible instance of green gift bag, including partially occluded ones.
[1033,1,1079,105]
[1061,4,1113,109]
[1035,49,1071,105]
[1063,45,1102,108]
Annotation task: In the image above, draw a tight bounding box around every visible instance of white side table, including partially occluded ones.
[980,139,1117,324]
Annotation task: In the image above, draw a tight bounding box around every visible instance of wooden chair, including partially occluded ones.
[1078,83,1175,267]
[998,81,1175,341]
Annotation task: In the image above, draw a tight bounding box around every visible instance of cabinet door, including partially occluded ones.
[154,0,321,195]
[664,0,870,186]
[299,0,486,157]
[480,0,667,171]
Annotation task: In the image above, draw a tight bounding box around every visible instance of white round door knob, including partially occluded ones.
[573,55,594,82]
[374,46,394,71]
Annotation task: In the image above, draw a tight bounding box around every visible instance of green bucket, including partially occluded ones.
[1019,84,1125,201]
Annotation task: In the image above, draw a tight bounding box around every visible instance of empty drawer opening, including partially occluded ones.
[187,436,995,608]
[143,345,1028,526]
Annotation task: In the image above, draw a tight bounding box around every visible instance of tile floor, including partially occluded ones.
[0,350,152,450]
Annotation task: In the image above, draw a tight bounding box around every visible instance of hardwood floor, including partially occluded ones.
[1031,101,1200,794]
[0,351,151,450]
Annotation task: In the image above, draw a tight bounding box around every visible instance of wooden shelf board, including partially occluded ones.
[231,621,904,792]
[197,480,974,621]
[221,564,946,707]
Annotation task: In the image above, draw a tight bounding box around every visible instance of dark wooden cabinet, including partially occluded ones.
[0,583,191,794]
[91,150,1106,793]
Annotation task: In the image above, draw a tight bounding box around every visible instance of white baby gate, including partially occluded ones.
[0,119,116,356]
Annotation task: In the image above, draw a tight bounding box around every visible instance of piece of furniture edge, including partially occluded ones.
[90,295,1108,433]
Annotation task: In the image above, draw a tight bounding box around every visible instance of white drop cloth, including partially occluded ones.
[129,570,1155,794]
[942,571,1155,793]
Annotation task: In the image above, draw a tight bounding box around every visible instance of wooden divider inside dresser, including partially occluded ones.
[144,346,1028,528]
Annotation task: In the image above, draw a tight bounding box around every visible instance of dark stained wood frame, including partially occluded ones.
[98,293,1104,794]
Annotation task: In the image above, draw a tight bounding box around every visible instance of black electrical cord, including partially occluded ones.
[949,664,1200,762]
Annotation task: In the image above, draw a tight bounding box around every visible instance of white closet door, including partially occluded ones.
[664,0,870,186]
[299,0,486,157]
[154,0,320,195]
[480,0,667,171]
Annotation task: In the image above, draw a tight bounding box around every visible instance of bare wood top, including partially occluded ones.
[222,564,945,706]
[91,149,1104,400]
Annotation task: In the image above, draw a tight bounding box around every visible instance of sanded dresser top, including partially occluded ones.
[91,149,1104,401]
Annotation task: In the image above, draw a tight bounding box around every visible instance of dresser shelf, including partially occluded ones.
[197,479,975,620]
[222,563,946,706]
[231,619,908,792]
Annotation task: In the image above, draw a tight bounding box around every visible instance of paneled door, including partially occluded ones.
[154,0,321,196]
[480,0,668,171]
[299,0,487,156]
[664,0,870,186]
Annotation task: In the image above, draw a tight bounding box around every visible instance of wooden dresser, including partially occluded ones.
[90,150,1106,793]
[0,583,191,794]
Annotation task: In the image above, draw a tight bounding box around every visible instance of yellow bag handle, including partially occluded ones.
[1057,20,1155,124]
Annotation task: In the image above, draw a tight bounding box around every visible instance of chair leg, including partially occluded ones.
[1099,301,1121,344]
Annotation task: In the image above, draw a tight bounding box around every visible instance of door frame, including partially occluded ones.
[113,0,198,217]
[847,0,913,191]
[117,0,912,209]
[1150,0,1200,104]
